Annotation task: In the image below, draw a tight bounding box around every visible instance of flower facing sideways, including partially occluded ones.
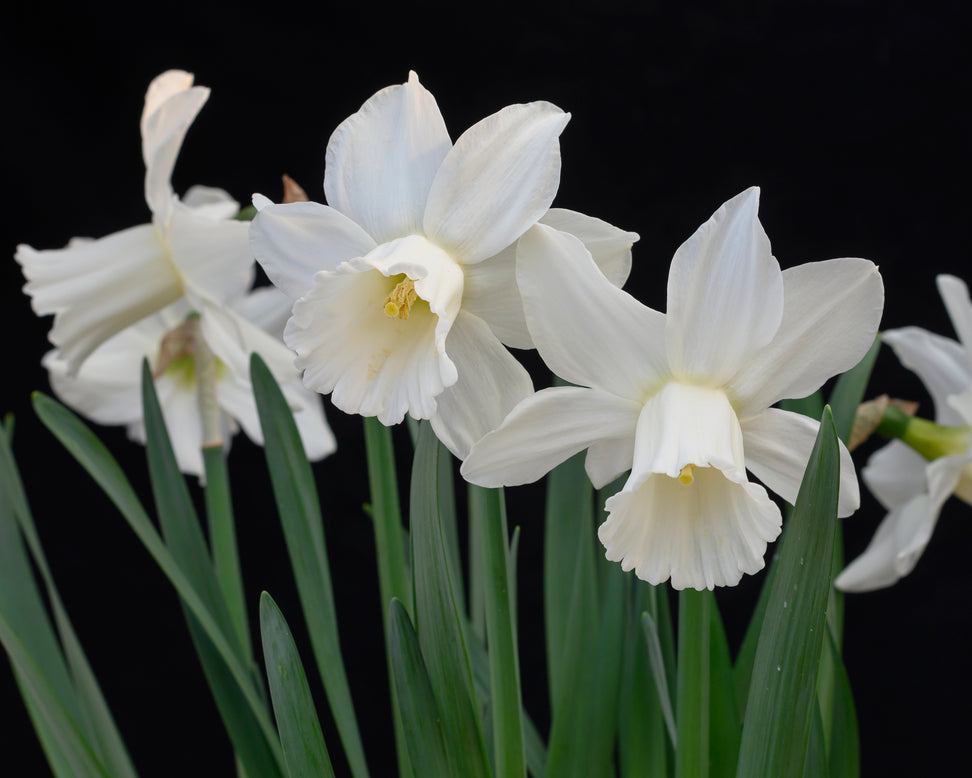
[16,70,254,373]
[837,275,972,592]
[462,188,884,590]
[43,288,335,477]
[249,72,637,459]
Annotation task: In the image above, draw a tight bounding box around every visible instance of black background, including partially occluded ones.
[2,2,971,775]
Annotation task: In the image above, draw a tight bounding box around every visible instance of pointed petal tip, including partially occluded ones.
[252,193,273,211]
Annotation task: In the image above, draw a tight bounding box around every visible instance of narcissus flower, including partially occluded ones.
[462,188,883,590]
[837,275,972,592]
[250,71,637,459]
[43,288,335,477]
[16,70,254,373]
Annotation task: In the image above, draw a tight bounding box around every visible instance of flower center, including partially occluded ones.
[383,277,418,320]
[152,314,224,386]
[678,464,696,485]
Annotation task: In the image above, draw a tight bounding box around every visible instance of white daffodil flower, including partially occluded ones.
[462,188,884,590]
[43,288,335,478]
[16,70,254,373]
[249,71,637,459]
[837,275,972,592]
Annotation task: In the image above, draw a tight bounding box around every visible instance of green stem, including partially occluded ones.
[675,588,710,778]
[470,485,525,778]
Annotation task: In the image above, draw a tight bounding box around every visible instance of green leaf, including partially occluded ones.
[675,589,710,778]
[387,598,453,777]
[1,423,138,778]
[469,485,525,778]
[779,390,824,421]
[618,581,668,777]
[544,452,597,709]
[410,422,491,777]
[140,362,285,778]
[826,630,860,778]
[0,613,111,778]
[203,446,252,663]
[708,594,741,778]
[735,407,841,778]
[803,702,829,778]
[251,354,369,778]
[32,390,285,777]
[362,416,412,778]
[260,593,335,778]
[641,610,677,748]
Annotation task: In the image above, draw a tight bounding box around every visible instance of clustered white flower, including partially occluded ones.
[17,71,334,477]
[837,275,972,592]
[19,69,897,590]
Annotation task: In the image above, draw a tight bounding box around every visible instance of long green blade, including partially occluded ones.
[362,416,412,778]
[708,594,741,778]
[675,589,710,778]
[1,425,139,778]
[260,593,335,778]
[735,407,841,777]
[828,334,881,446]
[0,613,111,778]
[641,610,677,747]
[387,598,452,777]
[140,362,285,778]
[251,354,369,778]
[410,422,490,777]
[826,630,860,778]
[469,484,525,778]
[32,391,284,776]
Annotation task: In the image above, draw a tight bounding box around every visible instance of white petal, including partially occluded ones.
[460,244,533,349]
[728,257,884,418]
[149,375,210,477]
[140,71,210,223]
[286,236,462,425]
[232,285,294,340]
[947,387,972,427]
[460,386,642,488]
[599,468,781,590]
[862,440,930,510]
[585,436,635,490]
[741,408,860,518]
[539,208,639,288]
[425,102,569,264]
[936,274,972,360]
[666,188,783,384]
[517,224,668,398]
[882,327,972,426]
[16,226,181,372]
[182,185,240,220]
[429,311,533,460]
[324,71,451,243]
[630,382,747,484]
[834,451,964,594]
[167,201,255,306]
[199,302,336,461]
[249,200,377,300]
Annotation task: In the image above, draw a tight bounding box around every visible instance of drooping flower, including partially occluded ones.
[462,188,883,590]
[16,70,254,373]
[837,275,972,592]
[249,71,637,459]
[43,287,335,477]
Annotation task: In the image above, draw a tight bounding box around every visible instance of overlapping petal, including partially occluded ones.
[250,200,377,300]
[517,223,668,399]
[862,440,934,510]
[539,208,639,288]
[727,257,884,418]
[424,101,569,263]
[461,386,642,488]
[141,70,210,223]
[17,227,181,372]
[665,188,783,385]
[741,407,859,518]
[882,327,972,426]
[429,311,533,460]
[324,71,451,243]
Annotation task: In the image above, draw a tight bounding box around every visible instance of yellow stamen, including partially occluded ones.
[678,464,695,485]
[383,278,418,320]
